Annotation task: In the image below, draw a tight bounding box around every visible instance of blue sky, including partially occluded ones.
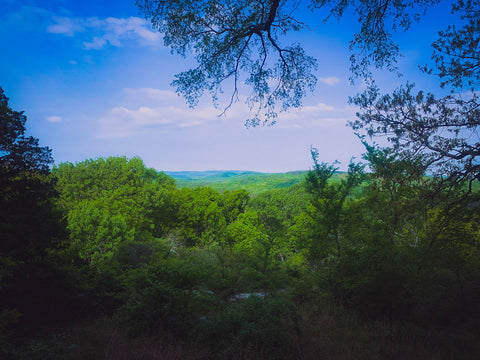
[1,0,455,172]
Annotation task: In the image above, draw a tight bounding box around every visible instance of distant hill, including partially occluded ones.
[166,170,344,195]
[166,170,258,180]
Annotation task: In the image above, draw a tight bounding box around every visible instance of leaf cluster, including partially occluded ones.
[137,0,442,124]
[351,82,480,181]
[137,0,317,125]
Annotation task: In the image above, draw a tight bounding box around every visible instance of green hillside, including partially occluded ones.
[167,170,322,195]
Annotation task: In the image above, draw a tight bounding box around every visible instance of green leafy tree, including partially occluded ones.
[311,142,480,319]
[118,256,213,335]
[219,189,249,224]
[173,187,249,247]
[67,201,135,266]
[226,210,284,291]
[303,147,364,261]
[360,142,429,246]
[249,187,307,242]
[227,211,268,255]
[249,187,310,280]
[174,187,227,246]
[53,157,176,269]
[53,156,174,212]
[330,146,430,315]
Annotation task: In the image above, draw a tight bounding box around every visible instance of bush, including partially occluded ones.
[201,296,298,359]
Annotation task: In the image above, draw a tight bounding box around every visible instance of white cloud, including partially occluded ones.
[276,102,356,129]
[101,17,161,46]
[97,106,207,138]
[96,87,358,138]
[83,36,107,50]
[319,76,341,86]
[46,14,162,49]
[47,15,84,36]
[123,88,181,102]
[96,88,258,138]
[304,102,336,112]
[277,102,336,121]
[5,6,161,49]
[47,115,62,123]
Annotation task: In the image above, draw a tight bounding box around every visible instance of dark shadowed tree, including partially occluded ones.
[136,0,440,125]
[351,83,480,181]
[351,1,480,181]
[0,86,55,260]
[137,0,480,180]
[0,87,52,172]
[0,87,65,336]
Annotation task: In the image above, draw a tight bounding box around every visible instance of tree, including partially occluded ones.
[137,1,480,179]
[53,157,177,268]
[428,0,480,90]
[0,87,52,172]
[351,1,480,181]
[359,143,428,246]
[0,86,55,260]
[304,147,364,260]
[0,87,64,336]
[351,82,480,182]
[53,156,175,213]
[136,0,440,125]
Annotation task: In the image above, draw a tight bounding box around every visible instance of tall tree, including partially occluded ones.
[351,81,480,181]
[0,86,54,260]
[0,87,62,332]
[304,147,364,260]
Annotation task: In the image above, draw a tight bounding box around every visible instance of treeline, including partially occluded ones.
[171,170,310,195]
[1,88,480,358]
[2,154,480,358]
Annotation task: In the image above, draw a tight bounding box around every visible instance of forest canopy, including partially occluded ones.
[2,141,480,358]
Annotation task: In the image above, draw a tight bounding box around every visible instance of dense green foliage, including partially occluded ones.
[2,85,480,358]
[169,170,336,195]
[4,152,480,358]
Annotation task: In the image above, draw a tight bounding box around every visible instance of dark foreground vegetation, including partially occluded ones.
[1,87,480,359]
